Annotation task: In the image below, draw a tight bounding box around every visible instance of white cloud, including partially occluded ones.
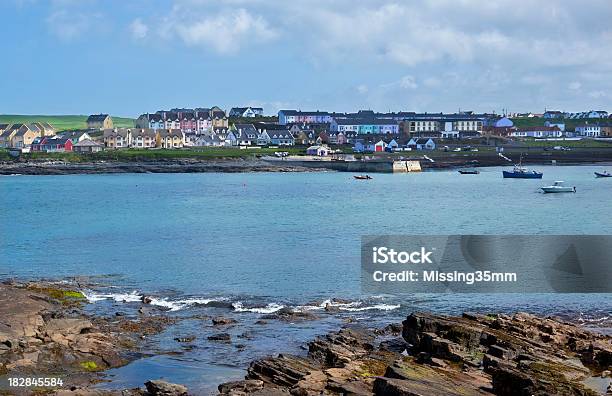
[568,81,582,91]
[46,10,95,40]
[160,8,277,54]
[356,84,368,94]
[588,90,607,99]
[130,18,148,40]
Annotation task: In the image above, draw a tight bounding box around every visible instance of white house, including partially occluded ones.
[229,107,264,118]
[407,138,436,150]
[306,145,330,156]
[575,123,601,137]
[386,139,399,151]
[509,127,562,138]
[544,121,565,132]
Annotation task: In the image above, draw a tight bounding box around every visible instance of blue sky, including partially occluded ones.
[1,0,611,117]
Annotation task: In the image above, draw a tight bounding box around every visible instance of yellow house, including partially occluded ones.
[87,114,113,129]
[0,124,20,147]
[157,129,184,148]
[210,106,228,129]
[11,124,40,148]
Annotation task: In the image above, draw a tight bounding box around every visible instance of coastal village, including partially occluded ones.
[1,107,611,155]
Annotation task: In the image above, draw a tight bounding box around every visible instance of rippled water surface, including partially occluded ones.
[1,166,611,393]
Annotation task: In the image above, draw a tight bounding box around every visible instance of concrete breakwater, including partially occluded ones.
[265,158,422,173]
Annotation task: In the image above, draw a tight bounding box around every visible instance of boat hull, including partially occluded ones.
[458,170,479,174]
[594,172,612,178]
[541,187,575,193]
[503,171,543,179]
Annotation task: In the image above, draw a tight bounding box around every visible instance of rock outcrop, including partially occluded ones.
[0,281,174,390]
[219,312,612,395]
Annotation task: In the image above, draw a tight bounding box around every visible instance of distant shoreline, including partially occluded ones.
[1,154,612,176]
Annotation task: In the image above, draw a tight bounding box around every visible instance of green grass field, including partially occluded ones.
[0,115,135,131]
[20,147,306,162]
[510,117,608,131]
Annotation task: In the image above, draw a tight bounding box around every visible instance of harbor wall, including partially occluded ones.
[266,159,421,173]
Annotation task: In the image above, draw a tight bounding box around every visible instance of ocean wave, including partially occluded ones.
[295,299,400,312]
[82,291,400,314]
[82,291,226,311]
[232,302,285,314]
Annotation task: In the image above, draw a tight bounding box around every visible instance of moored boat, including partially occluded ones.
[541,181,576,193]
[458,169,479,175]
[594,171,612,178]
[354,175,372,180]
[502,156,542,179]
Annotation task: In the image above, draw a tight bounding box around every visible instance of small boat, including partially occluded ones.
[354,175,372,180]
[594,171,612,178]
[502,156,543,179]
[541,181,576,193]
[458,169,479,175]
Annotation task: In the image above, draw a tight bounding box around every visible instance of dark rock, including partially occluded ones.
[144,380,188,395]
[212,316,237,326]
[208,333,231,342]
[218,379,264,394]
[261,308,317,322]
[379,337,410,353]
[247,354,319,387]
[141,296,153,304]
[308,328,374,367]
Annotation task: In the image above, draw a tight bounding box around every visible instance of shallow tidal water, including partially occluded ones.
[1,165,611,393]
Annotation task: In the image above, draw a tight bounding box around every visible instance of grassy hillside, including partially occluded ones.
[511,117,608,131]
[0,115,135,131]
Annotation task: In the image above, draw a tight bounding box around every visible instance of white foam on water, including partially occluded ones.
[83,290,142,303]
[295,299,399,312]
[232,302,285,314]
[82,291,227,311]
[340,304,401,312]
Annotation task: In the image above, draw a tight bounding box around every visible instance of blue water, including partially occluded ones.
[1,166,611,393]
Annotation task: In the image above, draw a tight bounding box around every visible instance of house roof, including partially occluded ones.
[87,114,110,122]
[131,128,157,138]
[410,138,434,144]
[233,124,258,137]
[515,126,560,131]
[334,118,398,126]
[74,139,103,147]
[279,110,331,116]
[103,128,130,138]
[60,130,89,139]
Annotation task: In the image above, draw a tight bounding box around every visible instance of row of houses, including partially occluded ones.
[483,122,612,138]
[0,122,57,148]
[353,137,437,153]
[278,109,486,138]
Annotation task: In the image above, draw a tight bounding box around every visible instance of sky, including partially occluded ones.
[1,0,611,117]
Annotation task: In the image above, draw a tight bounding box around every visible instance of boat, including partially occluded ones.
[458,169,479,175]
[541,181,576,193]
[502,156,543,179]
[354,175,372,180]
[594,171,612,178]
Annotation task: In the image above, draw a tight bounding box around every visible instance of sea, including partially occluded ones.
[1,165,611,393]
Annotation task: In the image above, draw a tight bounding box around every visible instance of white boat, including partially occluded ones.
[541,181,576,193]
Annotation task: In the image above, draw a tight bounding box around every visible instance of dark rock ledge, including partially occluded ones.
[218,312,612,396]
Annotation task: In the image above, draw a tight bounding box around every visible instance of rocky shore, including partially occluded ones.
[1,280,610,395]
[219,312,611,396]
[2,148,612,175]
[0,280,183,395]
[0,159,316,175]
